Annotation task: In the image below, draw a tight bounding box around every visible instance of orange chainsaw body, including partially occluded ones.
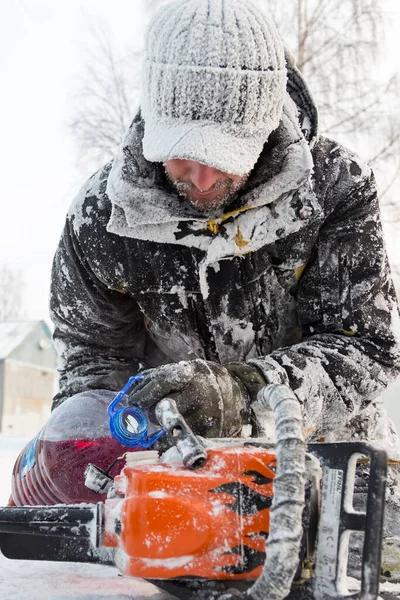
[105,446,276,580]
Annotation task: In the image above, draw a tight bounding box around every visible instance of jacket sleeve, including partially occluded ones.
[50,216,147,410]
[249,167,400,440]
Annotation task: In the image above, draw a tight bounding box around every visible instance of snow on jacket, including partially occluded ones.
[50,63,400,447]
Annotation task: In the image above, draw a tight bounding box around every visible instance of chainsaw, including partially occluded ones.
[0,383,387,600]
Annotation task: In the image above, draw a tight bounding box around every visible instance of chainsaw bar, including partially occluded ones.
[0,503,113,565]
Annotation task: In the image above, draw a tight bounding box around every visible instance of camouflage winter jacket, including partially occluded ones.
[50,64,400,444]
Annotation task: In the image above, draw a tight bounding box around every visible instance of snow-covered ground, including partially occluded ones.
[0,557,176,599]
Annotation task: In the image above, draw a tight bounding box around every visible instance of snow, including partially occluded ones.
[0,557,176,599]
[0,547,399,600]
[168,286,188,310]
[141,555,194,569]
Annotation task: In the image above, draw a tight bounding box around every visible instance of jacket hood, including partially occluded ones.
[284,48,319,149]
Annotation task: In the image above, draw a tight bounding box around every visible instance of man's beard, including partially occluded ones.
[166,172,249,214]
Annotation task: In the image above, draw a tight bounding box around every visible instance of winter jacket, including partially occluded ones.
[50,62,400,446]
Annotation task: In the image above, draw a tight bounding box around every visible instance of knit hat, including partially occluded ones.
[141,0,287,176]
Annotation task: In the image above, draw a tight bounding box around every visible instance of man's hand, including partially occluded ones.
[226,362,277,439]
[127,359,251,438]
[225,362,267,404]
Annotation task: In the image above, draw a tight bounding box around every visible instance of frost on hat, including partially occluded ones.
[141,0,287,176]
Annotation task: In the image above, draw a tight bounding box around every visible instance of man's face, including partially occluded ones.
[165,159,249,214]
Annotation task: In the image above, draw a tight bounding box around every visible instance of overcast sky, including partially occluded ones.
[1,0,400,324]
[1,0,147,322]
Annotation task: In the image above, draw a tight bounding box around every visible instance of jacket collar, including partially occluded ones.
[106,93,315,249]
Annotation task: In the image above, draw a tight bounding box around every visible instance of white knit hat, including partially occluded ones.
[141,0,287,176]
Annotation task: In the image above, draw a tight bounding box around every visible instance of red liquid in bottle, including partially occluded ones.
[10,389,151,506]
[12,436,134,505]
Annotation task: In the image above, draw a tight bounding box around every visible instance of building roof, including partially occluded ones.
[0,321,50,361]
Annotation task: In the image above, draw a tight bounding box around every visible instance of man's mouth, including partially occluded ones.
[166,171,250,214]
[190,189,220,199]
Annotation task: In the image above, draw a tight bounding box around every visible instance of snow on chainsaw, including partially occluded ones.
[0,382,387,600]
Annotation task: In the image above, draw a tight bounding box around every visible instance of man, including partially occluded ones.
[13,0,400,554]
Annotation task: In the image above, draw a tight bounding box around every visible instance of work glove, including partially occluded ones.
[127,359,251,438]
[226,362,277,440]
[225,362,267,404]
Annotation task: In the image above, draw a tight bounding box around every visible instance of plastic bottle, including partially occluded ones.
[11,390,136,506]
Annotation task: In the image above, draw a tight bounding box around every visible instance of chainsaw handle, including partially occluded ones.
[308,441,387,600]
[155,397,208,469]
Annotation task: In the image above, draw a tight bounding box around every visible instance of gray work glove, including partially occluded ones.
[127,359,251,438]
[226,362,276,439]
[225,362,267,404]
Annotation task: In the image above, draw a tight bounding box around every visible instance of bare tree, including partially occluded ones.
[257,0,384,131]
[70,26,141,174]
[69,1,171,171]
[0,264,24,322]
[255,0,400,207]
[70,0,399,209]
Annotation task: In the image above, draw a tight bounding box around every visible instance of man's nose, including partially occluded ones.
[189,163,220,191]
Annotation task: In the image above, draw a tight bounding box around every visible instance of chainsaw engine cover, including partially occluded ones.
[105,445,316,581]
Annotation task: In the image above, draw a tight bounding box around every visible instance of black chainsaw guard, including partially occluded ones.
[0,503,113,565]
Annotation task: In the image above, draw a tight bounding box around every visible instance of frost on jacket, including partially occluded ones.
[50,64,400,447]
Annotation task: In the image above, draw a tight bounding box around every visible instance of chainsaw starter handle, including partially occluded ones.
[155,397,208,469]
[247,384,307,600]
